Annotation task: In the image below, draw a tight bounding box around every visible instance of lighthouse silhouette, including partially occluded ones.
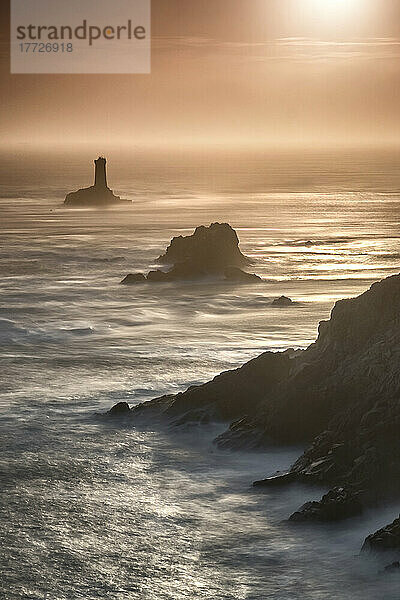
[64,156,130,207]
[94,157,108,189]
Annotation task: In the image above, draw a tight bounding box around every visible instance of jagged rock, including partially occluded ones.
[121,264,262,285]
[157,223,250,268]
[107,272,400,510]
[131,349,296,425]
[107,402,131,416]
[272,295,294,307]
[148,262,208,282]
[224,266,262,283]
[362,515,400,553]
[64,157,130,207]
[120,223,262,284]
[253,471,296,487]
[289,487,363,522]
[121,273,146,285]
[146,270,170,282]
[216,275,400,502]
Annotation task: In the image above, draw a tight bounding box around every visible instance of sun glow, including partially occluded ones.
[307,0,363,14]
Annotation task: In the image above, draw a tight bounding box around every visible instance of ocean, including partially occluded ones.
[1,147,400,599]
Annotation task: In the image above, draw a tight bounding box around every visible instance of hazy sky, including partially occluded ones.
[1,0,400,149]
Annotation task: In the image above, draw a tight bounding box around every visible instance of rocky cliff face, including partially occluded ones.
[362,514,400,555]
[121,223,262,284]
[132,348,296,424]
[216,276,400,497]
[107,273,400,562]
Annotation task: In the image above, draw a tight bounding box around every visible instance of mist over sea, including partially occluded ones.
[1,148,400,599]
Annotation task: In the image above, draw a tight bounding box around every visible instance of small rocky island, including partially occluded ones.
[121,222,262,284]
[108,272,400,569]
[272,295,295,307]
[64,157,130,207]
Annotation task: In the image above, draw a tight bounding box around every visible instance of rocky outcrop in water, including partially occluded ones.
[108,272,400,556]
[362,515,400,572]
[132,349,295,424]
[120,223,262,284]
[157,223,249,268]
[215,275,400,506]
[272,295,295,307]
[121,273,147,284]
[64,157,130,207]
[362,515,400,554]
[288,487,363,522]
[253,471,296,487]
[107,401,131,416]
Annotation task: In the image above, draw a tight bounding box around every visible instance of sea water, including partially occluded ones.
[1,148,400,599]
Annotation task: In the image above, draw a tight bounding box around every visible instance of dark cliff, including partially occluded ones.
[108,272,400,562]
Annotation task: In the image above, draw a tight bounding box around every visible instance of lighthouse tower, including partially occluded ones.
[64,156,130,206]
[94,157,108,188]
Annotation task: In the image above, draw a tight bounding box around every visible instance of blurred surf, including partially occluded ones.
[1,149,400,599]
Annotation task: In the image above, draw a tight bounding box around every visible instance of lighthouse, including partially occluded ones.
[94,157,108,188]
[64,156,130,206]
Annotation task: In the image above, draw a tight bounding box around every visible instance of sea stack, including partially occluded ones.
[64,157,130,207]
[121,223,263,284]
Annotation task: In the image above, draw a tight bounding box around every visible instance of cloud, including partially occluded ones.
[153,35,400,62]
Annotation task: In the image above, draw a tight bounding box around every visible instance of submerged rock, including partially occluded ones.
[120,223,262,284]
[64,157,130,207]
